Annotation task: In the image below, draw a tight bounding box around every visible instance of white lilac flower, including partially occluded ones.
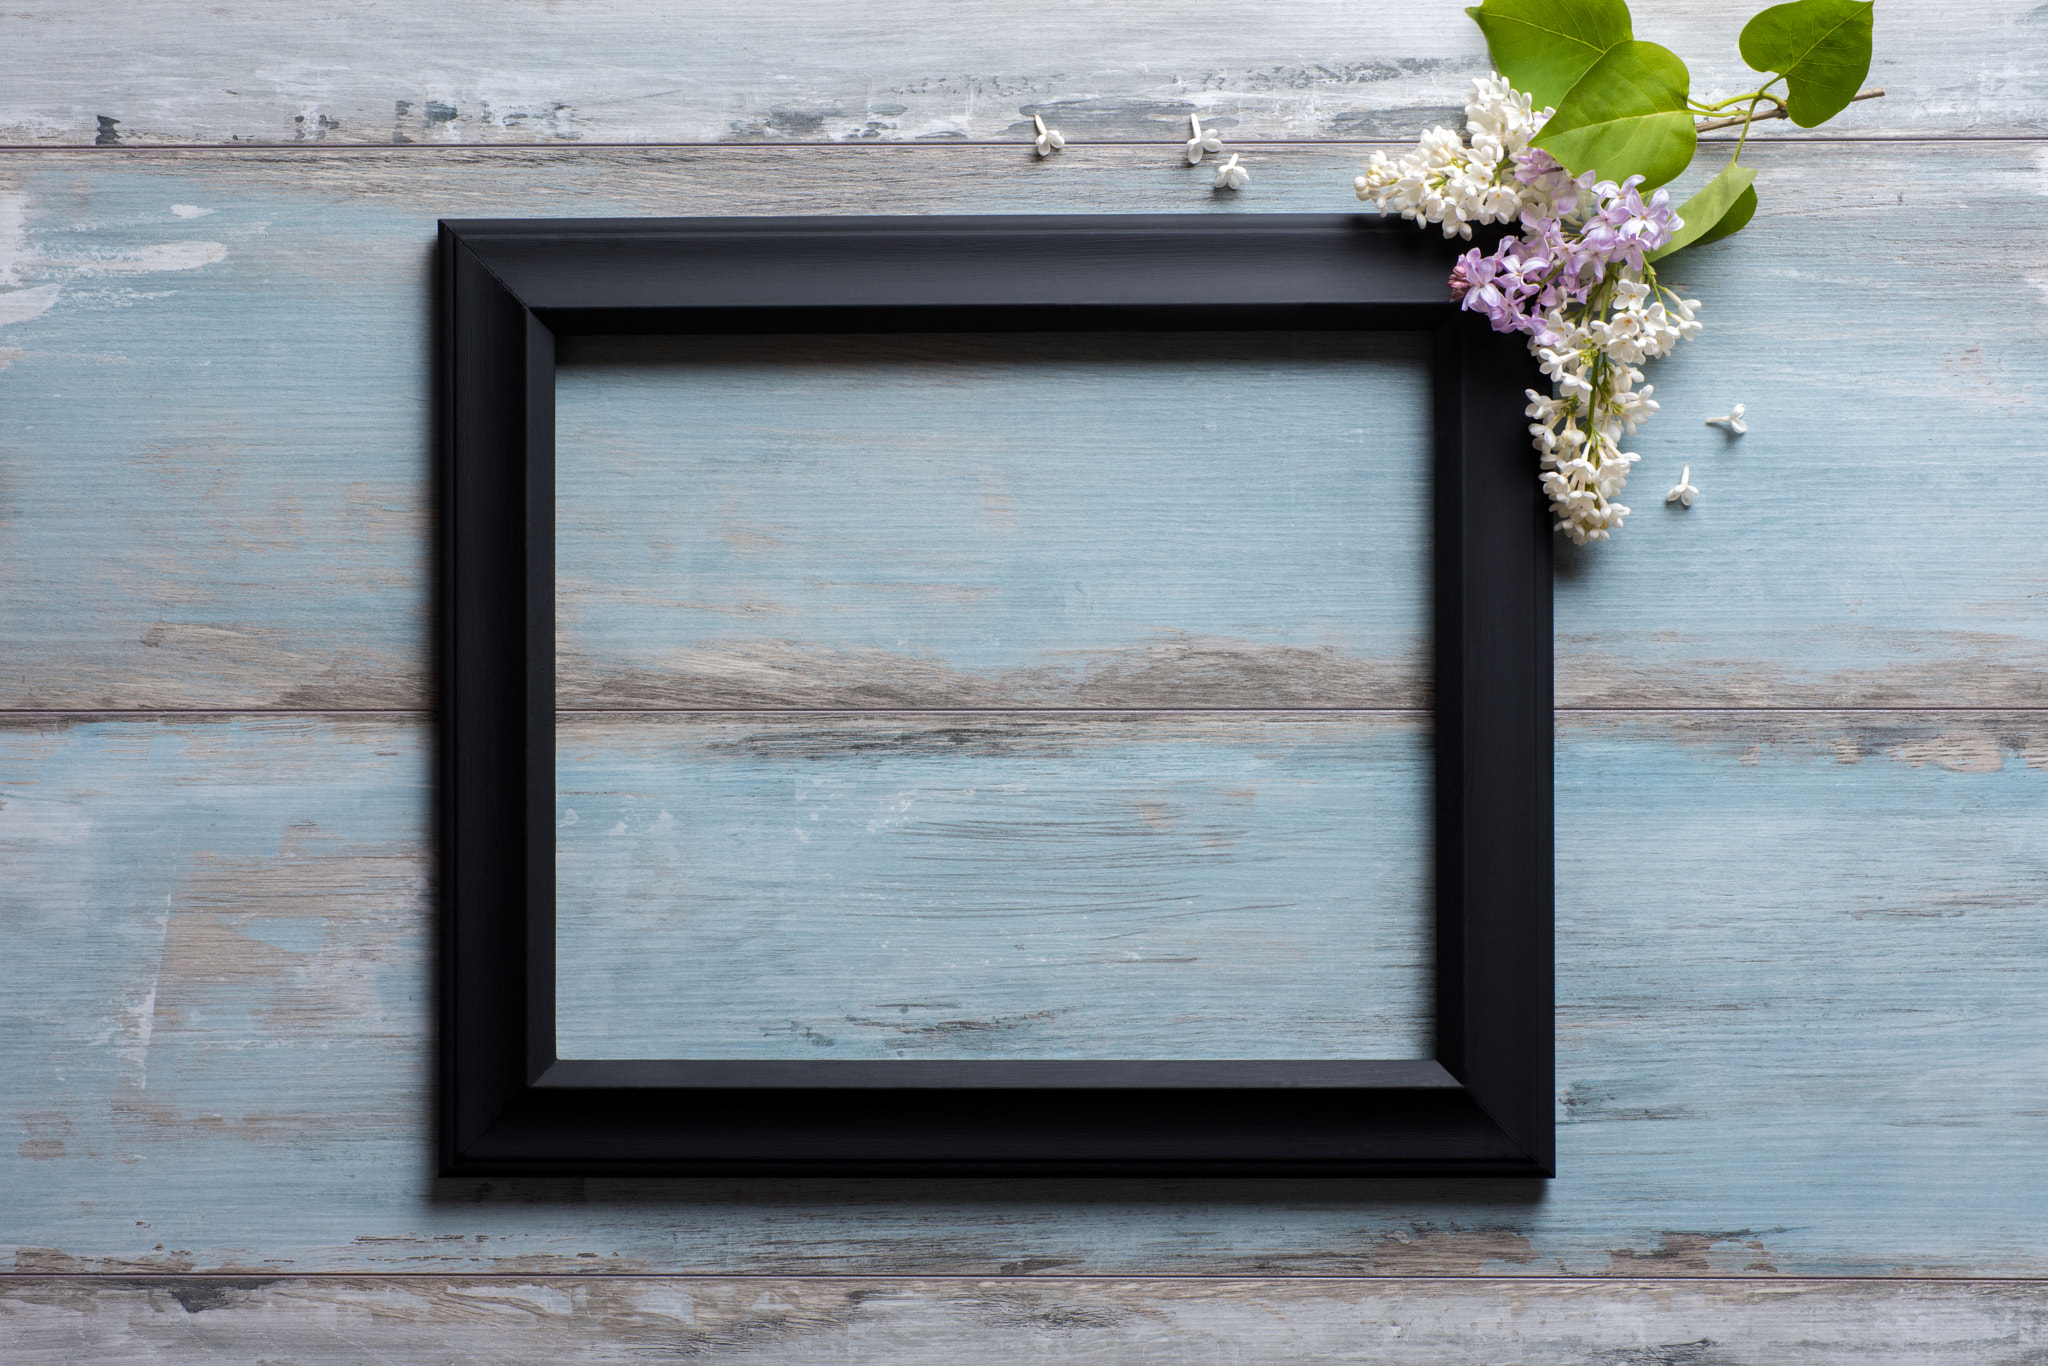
[1608,381,1659,435]
[1464,74,1545,155]
[1032,114,1065,157]
[1351,79,1550,238]
[1706,403,1747,434]
[1214,152,1249,189]
[1186,113,1224,165]
[1666,293,1704,341]
[1523,376,1640,541]
[1666,465,1698,507]
[1355,157,1399,203]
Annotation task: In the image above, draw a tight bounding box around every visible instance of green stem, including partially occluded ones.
[1646,267,1689,317]
[1690,87,1777,113]
[1730,76,1788,163]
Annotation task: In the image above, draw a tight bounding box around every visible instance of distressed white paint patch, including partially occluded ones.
[120,983,159,1090]
[53,241,227,275]
[0,196,221,328]
[2029,149,2048,310]
[0,791,93,845]
[113,908,171,1091]
[0,192,24,285]
[59,287,182,312]
[0,283,59,326]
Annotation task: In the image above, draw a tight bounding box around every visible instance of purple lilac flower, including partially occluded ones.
[1512,149,1595,217]
[1577,176,1681,277]
[1445,159,1684,343]
[1525,309,1574,349]
[1449,251,1476,300]
[1456,237,1552,335]
[1512,146,1561,185]
[1516,216,1596,306]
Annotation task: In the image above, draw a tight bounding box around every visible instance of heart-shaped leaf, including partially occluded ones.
[1531,40,1697,189]
[1646,160,1758,260]
[1466,0,1635,109]
[1739,0,1875,127]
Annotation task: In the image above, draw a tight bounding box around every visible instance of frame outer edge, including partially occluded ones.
[436,223,457,1174]
[441,227,545,1169]
[442,217,1553,1176]
[1447,311,1555,1174]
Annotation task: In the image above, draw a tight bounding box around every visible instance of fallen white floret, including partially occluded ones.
[1033,114,1065,157]
[1705,403,1747,434]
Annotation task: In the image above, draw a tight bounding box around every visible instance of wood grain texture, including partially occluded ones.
[1,141,2045,709]
[5,7,2046,1355]
[5,711,2044,1276]
[556,712,1431,1061]
[556,333,1432,711]
[0,0,2032,146]
[9,1275,2048,1363]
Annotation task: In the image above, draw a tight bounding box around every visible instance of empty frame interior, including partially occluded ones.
[551,331,1435,1062]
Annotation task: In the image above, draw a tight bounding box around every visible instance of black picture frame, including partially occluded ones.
[438,214,1552,1177]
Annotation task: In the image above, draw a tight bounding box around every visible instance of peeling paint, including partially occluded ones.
[163,1277,284,1314]
[3,1277,2048,1363]
[1605,1232,1770,1275]
[1887,731,2008,773]
[0,281,59,326]
[1354,1224,1541,1274]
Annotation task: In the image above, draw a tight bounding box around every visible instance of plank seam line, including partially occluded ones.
[5,707,2048,718]
[0,134,2041,154]
[6,1272,2048,1284]
[558,707,1436,716]
[565,706,2048,716]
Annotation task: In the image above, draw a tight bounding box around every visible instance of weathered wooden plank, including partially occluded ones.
[556,333,1432,710]
[8,1275,2048,1364]
[0,142,2044,709]
[556,712,1431,1060]
[4,710,2045,1275]
[0,0,2033,145]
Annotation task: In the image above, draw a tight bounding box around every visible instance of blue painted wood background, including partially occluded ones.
[3,1,2048,1358]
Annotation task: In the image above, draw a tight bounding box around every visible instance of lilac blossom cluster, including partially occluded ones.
[1355,80,1704,544]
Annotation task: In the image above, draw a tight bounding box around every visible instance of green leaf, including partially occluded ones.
[1465,0,1634,109]
[1695,181,1761,245]
[1645,160,1758,260]
[1738,0,1875,127]
[1692,183,1757,246]
[1531,40,1697,189]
